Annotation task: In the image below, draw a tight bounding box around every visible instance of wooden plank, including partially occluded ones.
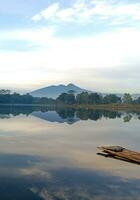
[97,146,140,164]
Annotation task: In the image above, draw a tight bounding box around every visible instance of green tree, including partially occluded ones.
[66,94,76,104]
[103,94,121,104]
[76,92,89,104]
[57,93,68,104]
[57,93,75,105]
[88,93,103,104]
[122,93,133,104]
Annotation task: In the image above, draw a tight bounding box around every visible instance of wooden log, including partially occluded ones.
[97,146,140,164]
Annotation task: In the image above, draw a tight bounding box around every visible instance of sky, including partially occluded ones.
[0,0,140,93]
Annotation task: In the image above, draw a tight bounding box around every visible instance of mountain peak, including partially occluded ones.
[30,83,90,99]
[67,83,75,87]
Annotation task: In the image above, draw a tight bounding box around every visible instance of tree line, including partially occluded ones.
[0,90,55,104]
[57,91,140,105]
[0,89,140,105]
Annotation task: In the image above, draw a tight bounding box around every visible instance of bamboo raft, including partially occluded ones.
[97,146,140,164]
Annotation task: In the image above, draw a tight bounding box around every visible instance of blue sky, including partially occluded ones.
[0,0,140,93]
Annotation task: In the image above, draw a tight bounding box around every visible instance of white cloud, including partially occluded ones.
[0,1,140,93]
[31,0,140,26]
[32,3,59,21]
[0,27,55,46]
[0,27,140,92]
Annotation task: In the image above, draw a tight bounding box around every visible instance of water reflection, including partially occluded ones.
[0,153,140,200]
[123,114,133,122]
[0,106,140,124]
[0,106,140,199]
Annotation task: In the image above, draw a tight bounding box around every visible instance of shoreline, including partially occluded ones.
[61,104,140,111]
[0,103,140,111]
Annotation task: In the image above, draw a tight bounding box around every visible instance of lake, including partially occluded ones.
[0,106,140,200]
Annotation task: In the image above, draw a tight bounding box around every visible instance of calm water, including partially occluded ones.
[0,106,140,200]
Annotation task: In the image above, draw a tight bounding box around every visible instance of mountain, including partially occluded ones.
[30,83,89,99]
[30,83,140,99]
[32,111,79,124]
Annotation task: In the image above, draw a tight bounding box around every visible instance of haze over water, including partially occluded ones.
[0,106,140,200]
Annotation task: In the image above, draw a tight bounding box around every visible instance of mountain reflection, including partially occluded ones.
[0,106,140,124]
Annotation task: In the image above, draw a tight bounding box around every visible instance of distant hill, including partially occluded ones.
[30,83,90,99]
[30,83,140,99]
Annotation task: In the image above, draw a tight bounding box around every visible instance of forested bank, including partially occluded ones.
[56,91,140,105]
[0,90,55,105]
[0,89,140,106]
